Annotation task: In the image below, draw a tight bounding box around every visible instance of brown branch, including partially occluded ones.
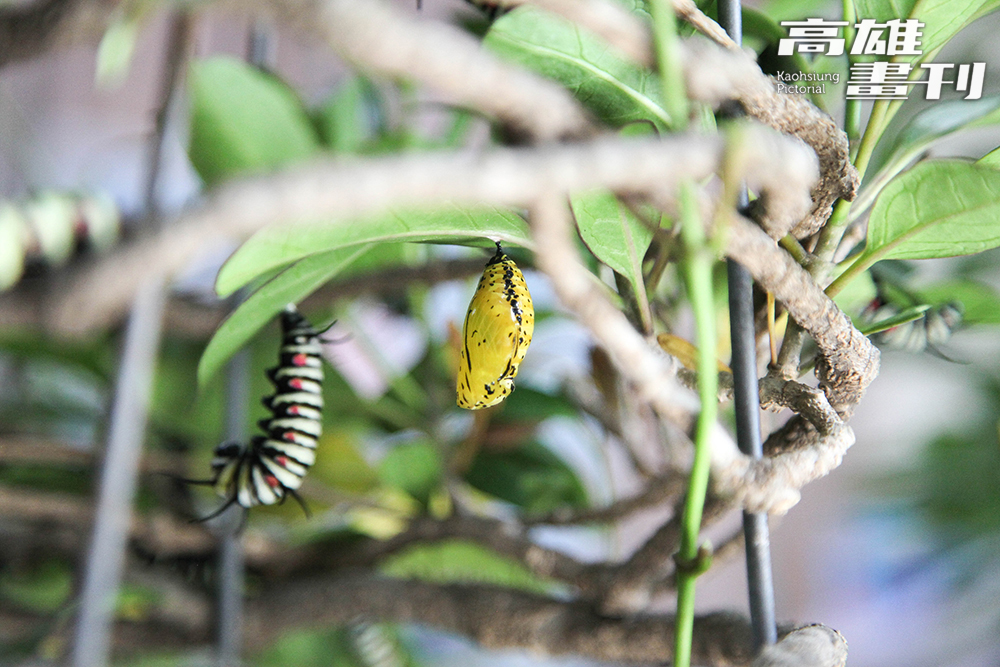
[525,471,686,526]
[710,374,857,514]
[49,128,813,337]
[595,495,729,614]
[245,573,760,665]
[725,216,879,414]
[680,40,858,239]
[753,623,848,667]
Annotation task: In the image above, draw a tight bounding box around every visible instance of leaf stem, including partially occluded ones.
[674,180,717,667]
[842,0,860,158]
[825,249,871,297]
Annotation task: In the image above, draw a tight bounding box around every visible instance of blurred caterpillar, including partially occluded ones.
[864,299,964,354]
[0,191,119,291]
[191,305,325,522]
[457,242,534,410]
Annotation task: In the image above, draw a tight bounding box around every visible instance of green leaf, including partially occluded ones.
[833,264,877,316]
[315,76,379,154]
[256,629,360,667]
[215,204,532,297]
[862,160,1000,263]
[976,143,1000,168]
[380,539,556,594]
[853,0,918,24]
[860,303,931,335]
[188,57,320,186]
[484,6,670,128]
[917,279,1000,324]
[197,245,374,388]
[853,0,993,62]
[570,189,653,328]
[465,442,588,514]
[377,441,443,505]
[95,16,139,88]
[0,560,73,613]
[310,432,379,494]
[859,97,1000,218]
[908,0,995,61]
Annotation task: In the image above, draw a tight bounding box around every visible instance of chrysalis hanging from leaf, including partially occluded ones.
[457,242,534,410]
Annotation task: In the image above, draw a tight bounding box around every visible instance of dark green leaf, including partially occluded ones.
[315,76,380,154]
[465,442,587,514]
[0,560,73,613]
[484,6,669,128]
[188,57,320,186]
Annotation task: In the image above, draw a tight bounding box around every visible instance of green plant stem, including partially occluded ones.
[649,0,688,130]
[842,0,860,158]
[814,97,891,259]
[674,180,718,667]
[826,248,872,297]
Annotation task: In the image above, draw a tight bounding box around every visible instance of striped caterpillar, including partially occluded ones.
[192,305,325,522]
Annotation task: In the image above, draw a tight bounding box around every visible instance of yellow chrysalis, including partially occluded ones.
[457,243,534,410]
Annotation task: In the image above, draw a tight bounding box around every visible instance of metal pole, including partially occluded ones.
[216,344,249,667]
[71,278,165,667]
[717,0,778,651]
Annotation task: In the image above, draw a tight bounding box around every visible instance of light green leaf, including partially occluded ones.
[380,539,556,594]
[833,263,877,316]
[917,279,1000,323]
[853,0,995,64]
[215,205,532,297]
[95,17,139,88]
[484,6,670,128]
[853,0,919,24]
[570,189,653,328]
[976,144,1000,168]
[862,160,1000,264]
[197,245,374,388]
[860,304,931,335]
[858,97,1000,218]
[188,57,320,186]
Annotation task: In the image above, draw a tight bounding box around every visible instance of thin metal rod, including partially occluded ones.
[216,345,249,667]
[71,278,165,667]
[718,0,778,651]
[727,259,778,650]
